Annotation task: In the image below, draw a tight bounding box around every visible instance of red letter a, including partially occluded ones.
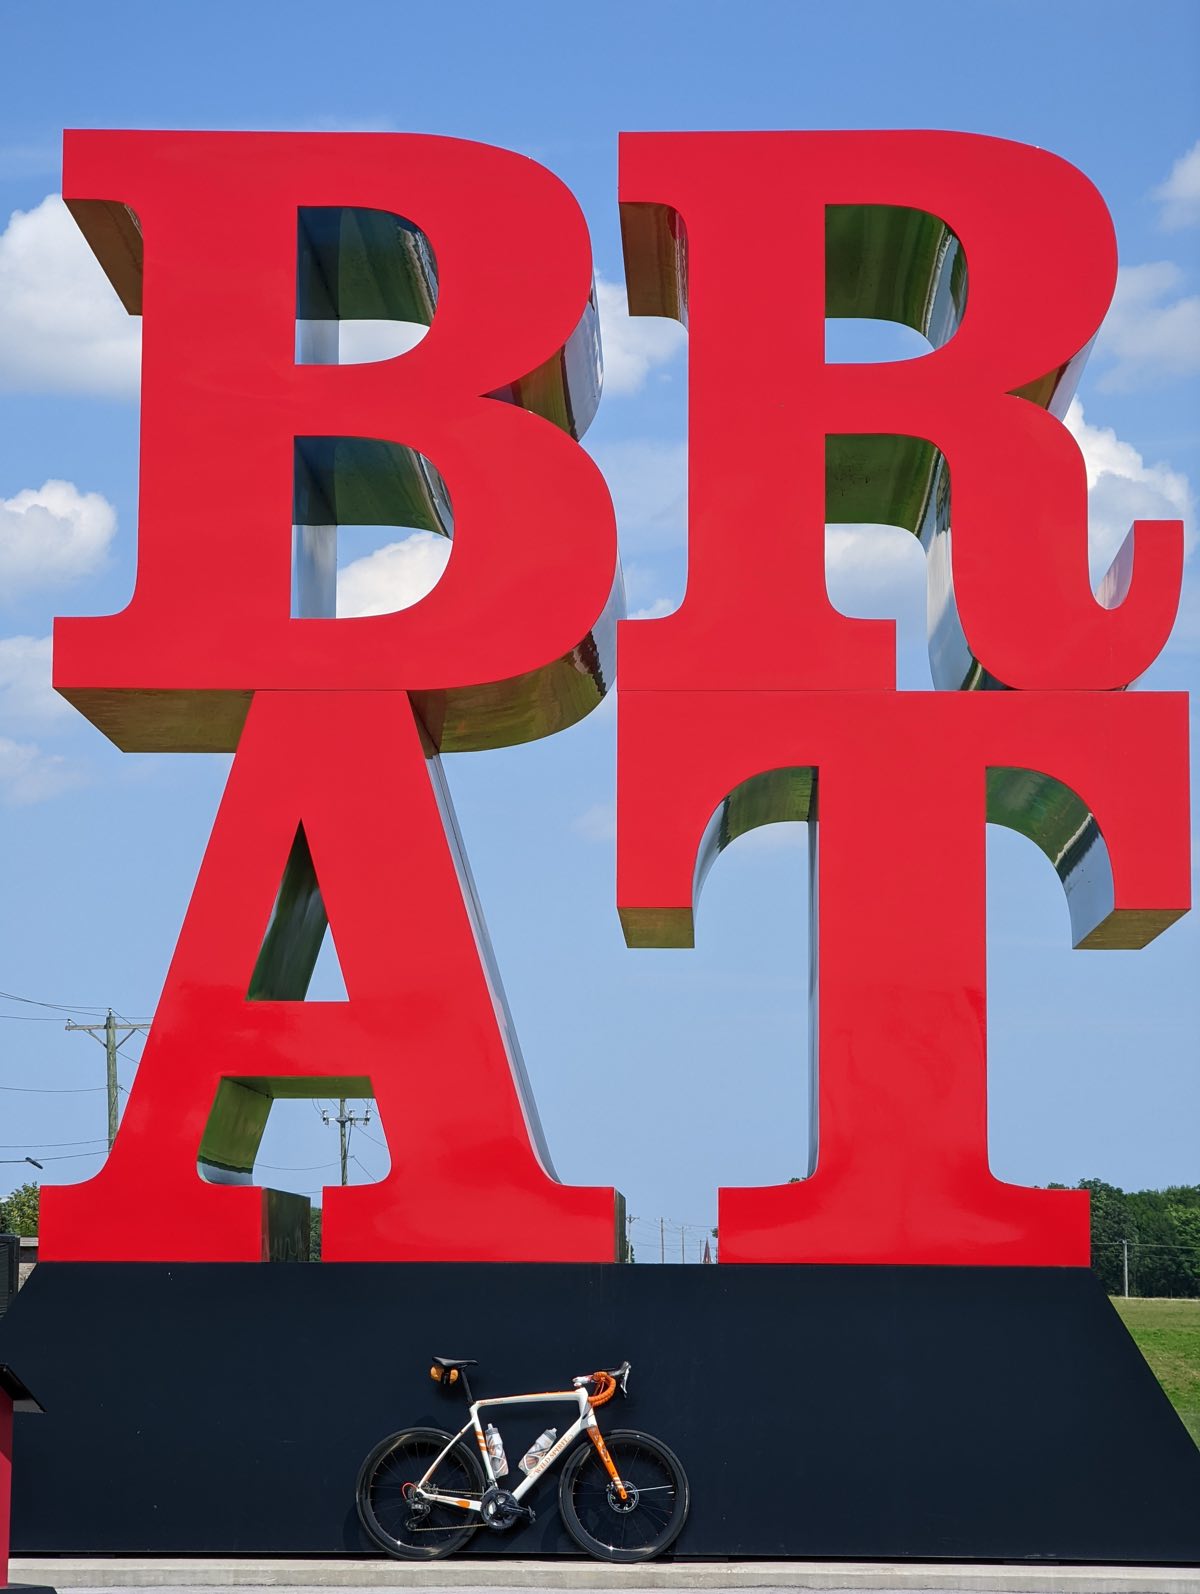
[41,692,621,1263]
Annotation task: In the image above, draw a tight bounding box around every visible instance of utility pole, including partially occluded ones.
[64,1011,151,1149]
[680,1225,685,1264]
[322,1099,372,1185]
[659,1217,665,1264]
[1122,1238,1130,1299]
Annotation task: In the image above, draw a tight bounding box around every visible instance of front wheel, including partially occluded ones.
[558,1429,689,1563]
[356,1426,483,1560]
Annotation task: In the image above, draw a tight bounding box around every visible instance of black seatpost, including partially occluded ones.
[458,1370,476,1407]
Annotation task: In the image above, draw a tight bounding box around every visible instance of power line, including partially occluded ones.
[629,1214,717,1232]
[0,989,109,1015]
[1093,1240,1200,1251]
[626,1215,719,1264]
[0,1084,108,1094]
[65,1011,151,1149]
[322,1099,372,1186]
[655,1224,709,1264]
[0,1149,107,1164]
[0,1138,107,1149]
[0,1014,95,1023]
[257,1160,339,1172]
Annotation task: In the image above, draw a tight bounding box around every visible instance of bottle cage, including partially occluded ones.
[588,1371,617,1407]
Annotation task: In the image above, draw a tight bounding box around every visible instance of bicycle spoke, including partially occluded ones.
[560,1431,688,1562]
[358,1430,485,1561]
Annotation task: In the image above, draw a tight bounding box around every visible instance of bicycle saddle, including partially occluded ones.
[431,1356,478,1370]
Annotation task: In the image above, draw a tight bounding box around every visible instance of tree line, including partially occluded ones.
[0,1181,39,1236]
[4,1177,1199,1293]
[1048,1178,1200,1298]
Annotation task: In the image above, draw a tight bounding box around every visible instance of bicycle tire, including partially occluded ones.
[356,1425,483,1560]
[557,1428,689,1563]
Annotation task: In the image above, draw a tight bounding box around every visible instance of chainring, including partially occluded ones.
[480,1486,523,1531]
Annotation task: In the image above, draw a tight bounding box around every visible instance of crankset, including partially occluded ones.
[480,1485,536,1531]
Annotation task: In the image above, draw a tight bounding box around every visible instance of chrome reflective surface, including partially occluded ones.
[287,208,616,751]
[693,767,815,908]
[691,758,1180,954]
[625,194,1133,693]
[825,204,1091,693]
[425,745,561,1177]
[57,158,620,755]
[292,315,340,618]
[193,738,564,1191]
[296,205,602,441]
[983,766,1182,949]
[413,564,623,753]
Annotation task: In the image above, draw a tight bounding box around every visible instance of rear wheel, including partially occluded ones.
[558,1429,689,1563]
[356,1426,483,1560]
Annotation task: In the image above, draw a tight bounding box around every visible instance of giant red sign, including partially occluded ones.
[40,131,1190,1266]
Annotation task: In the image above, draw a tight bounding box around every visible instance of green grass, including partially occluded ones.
[1112,1297,1200,1446]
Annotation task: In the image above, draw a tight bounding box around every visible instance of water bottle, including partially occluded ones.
[485,1422,508,1478]
[519,1426,558,1474]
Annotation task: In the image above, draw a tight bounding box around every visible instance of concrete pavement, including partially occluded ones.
[8,1561,1199,1594]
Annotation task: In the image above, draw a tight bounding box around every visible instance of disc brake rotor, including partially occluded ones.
[607,1479,640,1512]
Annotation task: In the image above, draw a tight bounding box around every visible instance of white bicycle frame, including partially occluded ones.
[416,1382,617,1513]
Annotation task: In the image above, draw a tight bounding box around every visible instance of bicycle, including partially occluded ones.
[355,1355,689,1563]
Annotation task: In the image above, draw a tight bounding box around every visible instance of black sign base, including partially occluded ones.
[1,1262,1197,1562]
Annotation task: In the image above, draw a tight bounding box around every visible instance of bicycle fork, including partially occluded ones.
[586,1425,629,1502]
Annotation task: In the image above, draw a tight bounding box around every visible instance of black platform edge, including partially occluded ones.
[1,1262,1197,1562]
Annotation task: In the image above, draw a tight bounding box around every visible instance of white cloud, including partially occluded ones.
[336,530,451,617]
[620,560,666,607]
[298,319,427,365]
[0,629,87,802]
[0,636,68,728]
[0,200,682,404]
[1097,262,1200,390]
[0,736,79,804]
[595,276,686,397]
[596,402,1191,628]
[587,439,687,552]
[824,410,1193,619]
[318,276,677,389]
[0,633,86,801]
[821,411,1192,601]
[337,320,427,363]
[630,597,676,620]
[0,196,140,397]
[825,523,925,616]
[1064,398,1194,569]
[572,802,616,843]
[824,523,930,687]
[0,479,117,594]
[1154,140,1200,231]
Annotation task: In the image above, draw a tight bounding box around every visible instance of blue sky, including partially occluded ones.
[0,0,1195,1260]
